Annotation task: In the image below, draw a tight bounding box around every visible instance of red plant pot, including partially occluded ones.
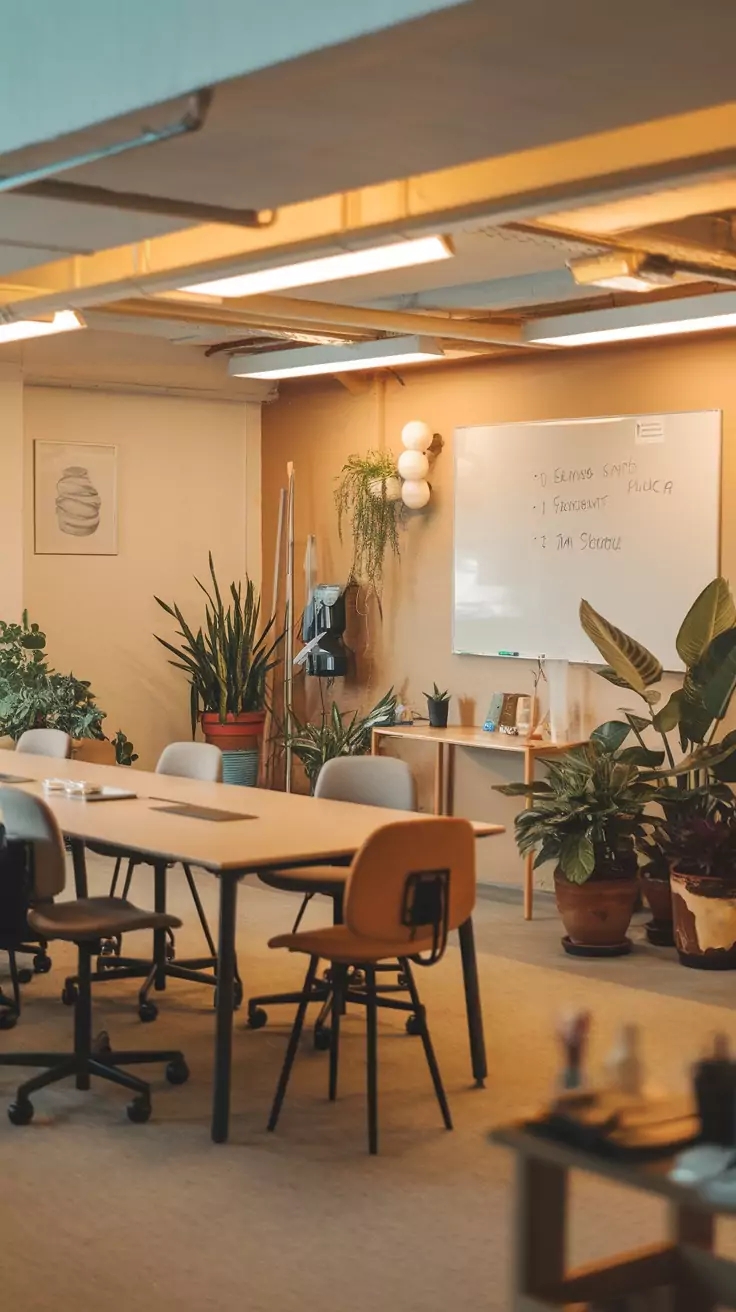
[201,711,266,752]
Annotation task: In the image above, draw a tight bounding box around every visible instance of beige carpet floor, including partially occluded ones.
[1,859,736,1311]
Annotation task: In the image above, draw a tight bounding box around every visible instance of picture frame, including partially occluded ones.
[34,441,118,556]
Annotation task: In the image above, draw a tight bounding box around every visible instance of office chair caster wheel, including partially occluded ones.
[138,1001,158,1023]
[165,1057,189,1085]
[126,1095,151,1124]
[405,1013,424,1036]
[314,1024,331,1051]
[99,939,116,958]
[0,1010,18,1030]
[61,981,78,1006]
[8,1097,33,1126]
[16,968,33,985]
[247,1006,267,1030]
[33,952,51,974]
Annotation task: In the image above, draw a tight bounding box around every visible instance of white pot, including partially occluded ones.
[368,475,402,502]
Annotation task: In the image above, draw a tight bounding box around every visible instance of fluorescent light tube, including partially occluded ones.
[0,310,85,343]
[524,291,736,347]
[183,236,453,298]
[229,335,445,379]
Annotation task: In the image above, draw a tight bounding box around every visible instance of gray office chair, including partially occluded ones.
[0,788,188,1124]
[69,741,233,1021]
[247,754,417,1042]
[16,728,71,758]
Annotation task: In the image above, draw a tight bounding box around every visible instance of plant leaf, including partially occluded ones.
[676,576,736,668]
[560,832,595,885]
[652,690,683,734]
[617,746,665,767]
[580,599,662,694]
[693,629,736,722]
[590,720,631,753]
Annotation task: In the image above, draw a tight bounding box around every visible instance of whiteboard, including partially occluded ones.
[453,411,721,670]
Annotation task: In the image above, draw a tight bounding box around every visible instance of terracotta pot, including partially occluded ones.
[554,871,638,948]
[671,868,736,969]
[201,710,265,752]
[639,870,673,926]
[72,737,116,765]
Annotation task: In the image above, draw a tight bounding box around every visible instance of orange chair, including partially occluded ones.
[267,817,476,1154]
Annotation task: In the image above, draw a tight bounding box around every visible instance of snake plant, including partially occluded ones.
[285,689,397,789]
[154,554,283,734]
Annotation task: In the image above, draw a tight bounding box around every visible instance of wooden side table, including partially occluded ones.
[493,1123,733,1311]
[371,725,582,919]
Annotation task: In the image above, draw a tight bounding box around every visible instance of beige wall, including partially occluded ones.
[22,386,256,769]
[0,365,24,623]
[262,330,736,887]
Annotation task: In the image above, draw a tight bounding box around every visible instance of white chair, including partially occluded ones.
[16,728,71,758]
[66,741,231,1023]
[248,754,417,1041]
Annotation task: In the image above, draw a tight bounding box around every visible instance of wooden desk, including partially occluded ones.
[372,725,582,920]
[493,1122,735,1310]
[0,750,501,1142]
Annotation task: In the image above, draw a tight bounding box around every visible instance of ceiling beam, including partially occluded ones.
[2,101,736,317]
[97,295,525,347]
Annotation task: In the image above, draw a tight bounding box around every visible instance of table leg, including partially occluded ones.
[458,915,487,1087]
[523,748,534,921]
[212,872,239,1144]
[371,728,379,756]
[512,1154,568,1308]
[445,743,456,816]
[70,839,88,897]
[153,861,167,992]
[433,742,445,816]
[670,1205,715,1312]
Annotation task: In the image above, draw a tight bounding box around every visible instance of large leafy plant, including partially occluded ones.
[155,554,282,734]
[497,727,652,884]
[0,612,137,764]
[285,689,397,790]
[335,450,402,600]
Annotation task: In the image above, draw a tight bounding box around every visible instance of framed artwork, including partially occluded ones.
[34,441,117,555]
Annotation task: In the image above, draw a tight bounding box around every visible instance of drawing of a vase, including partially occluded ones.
[55,466,101,537]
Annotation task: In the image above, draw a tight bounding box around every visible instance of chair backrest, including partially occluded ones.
[344,818,475,951]
[16,728,72,759]
[315,755,416,811]
[0,788,66,900]
[156,741,223,782]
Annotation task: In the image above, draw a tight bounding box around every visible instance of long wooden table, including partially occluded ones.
[0,749,502,1142]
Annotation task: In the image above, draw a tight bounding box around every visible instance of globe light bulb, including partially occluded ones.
[401,479,431,509]
[398,449,430,480]
[401,420,433,452]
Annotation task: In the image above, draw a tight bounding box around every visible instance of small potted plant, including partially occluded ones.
[424,683,450,728]
[497,726,652,953]
[155,555,282,785]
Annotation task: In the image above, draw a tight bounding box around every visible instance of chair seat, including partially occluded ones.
[269,923,434,963]
[28,898,182,942]
[259,866,348,897]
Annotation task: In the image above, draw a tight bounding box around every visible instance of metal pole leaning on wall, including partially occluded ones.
[284,463,295,793]
[258,487,286,789]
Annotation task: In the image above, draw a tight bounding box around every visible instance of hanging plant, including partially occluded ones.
[335,449,402,598]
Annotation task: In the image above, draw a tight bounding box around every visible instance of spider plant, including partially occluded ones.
[335,450,402,599]
[285,688,397,790]
[154,554,283,735]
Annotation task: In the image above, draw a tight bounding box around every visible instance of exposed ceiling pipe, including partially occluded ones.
[126,293,527,347]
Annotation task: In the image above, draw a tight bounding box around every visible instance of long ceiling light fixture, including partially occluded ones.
[183,235,453,298]
[0,310,85,344]
[524,291,736,347]
[229,335,445,379]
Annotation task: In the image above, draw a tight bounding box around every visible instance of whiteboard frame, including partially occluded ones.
[451,409,723,668]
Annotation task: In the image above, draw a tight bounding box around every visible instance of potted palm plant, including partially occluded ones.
[497,724,653,953]
[155,555,282,785]
[285,689,397,792]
